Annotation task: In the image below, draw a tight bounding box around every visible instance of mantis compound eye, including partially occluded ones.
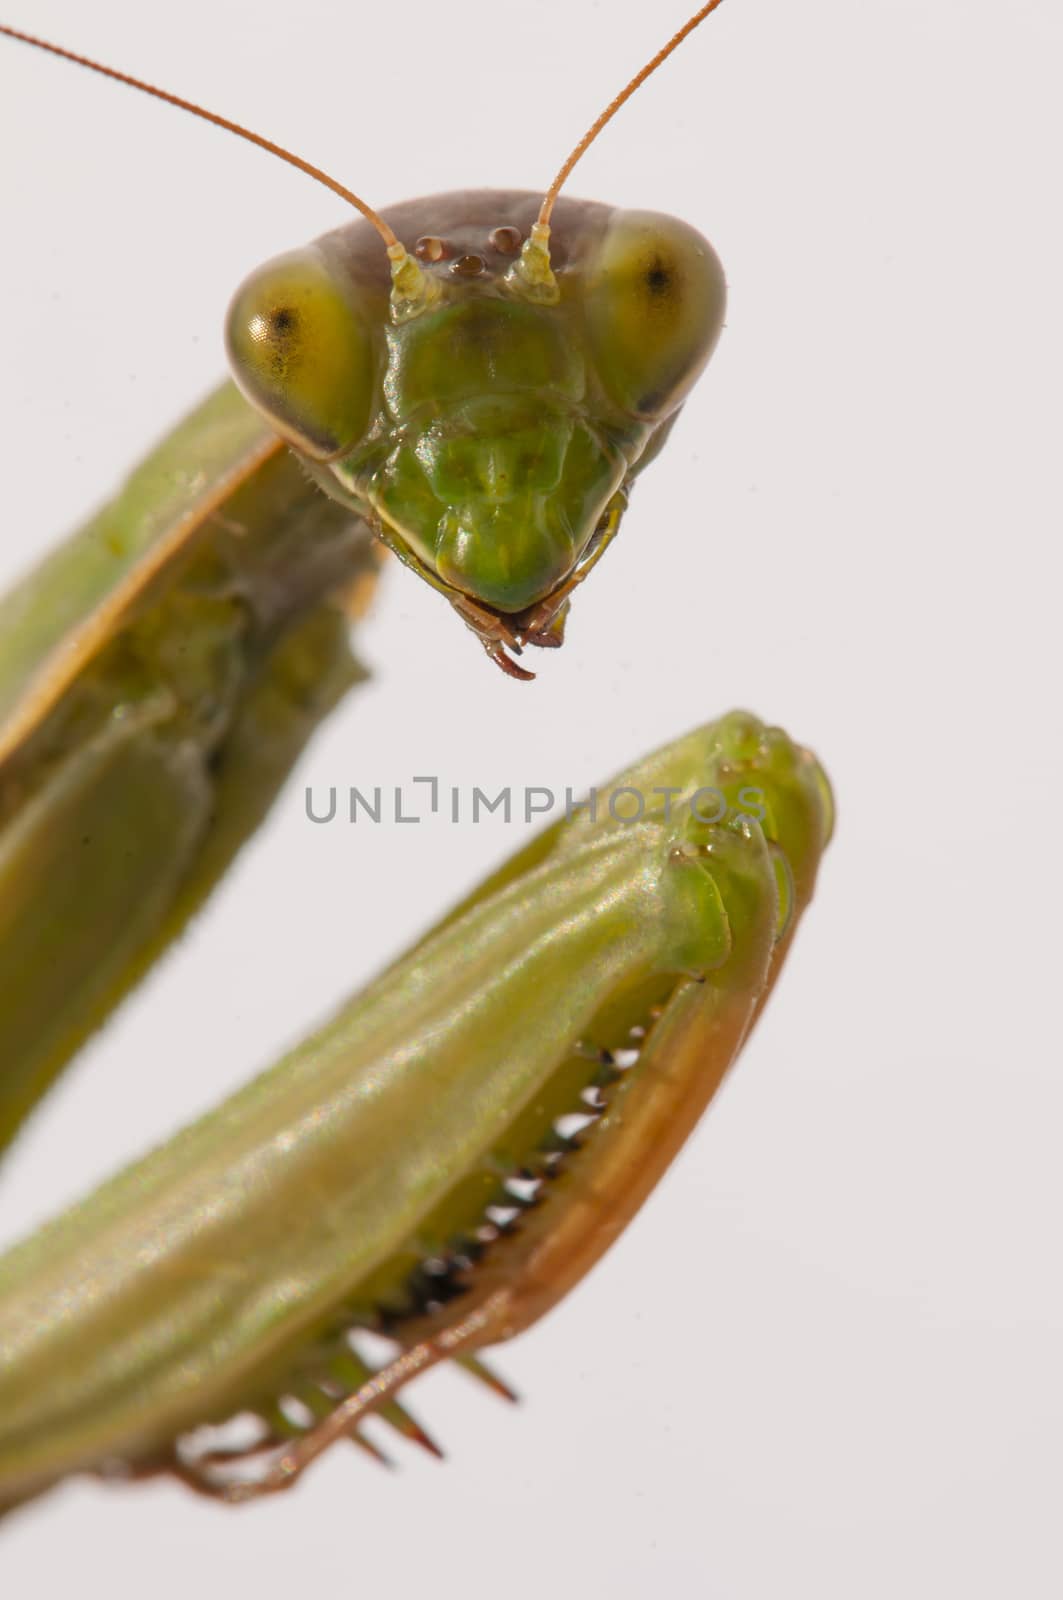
[585,210,726,420]
[225,248,375,460]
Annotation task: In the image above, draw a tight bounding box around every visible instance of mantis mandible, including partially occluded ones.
[0,4,834,1514]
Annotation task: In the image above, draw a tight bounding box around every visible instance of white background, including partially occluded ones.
[1,0,1061,1593]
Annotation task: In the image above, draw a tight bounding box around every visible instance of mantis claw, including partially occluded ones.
[0,712,832,1510]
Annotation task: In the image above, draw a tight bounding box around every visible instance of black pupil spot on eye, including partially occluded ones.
[270,307,296,336]
[645,259,672,296]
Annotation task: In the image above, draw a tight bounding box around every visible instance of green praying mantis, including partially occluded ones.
[0,4,834,1513]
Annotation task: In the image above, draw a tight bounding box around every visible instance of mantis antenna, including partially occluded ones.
[512,1,728,299]
[0,22,411,266]
[2,8,728,303]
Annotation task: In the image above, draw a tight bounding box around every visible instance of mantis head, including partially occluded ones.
[225,202,725,672]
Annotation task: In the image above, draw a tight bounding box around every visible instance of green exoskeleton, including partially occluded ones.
[0,712,834,1510]
[0,1,729,1163]
[227,185,723,675]
[0,3,835,1514]
[1,6,727,679]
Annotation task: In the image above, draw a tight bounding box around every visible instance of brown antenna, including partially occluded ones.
[0,22,400,251]
[539,0,727,230]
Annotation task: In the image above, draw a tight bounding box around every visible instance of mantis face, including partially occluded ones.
[226,193,726,672]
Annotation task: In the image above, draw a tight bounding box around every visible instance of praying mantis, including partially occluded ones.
[0,2,835,1515]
